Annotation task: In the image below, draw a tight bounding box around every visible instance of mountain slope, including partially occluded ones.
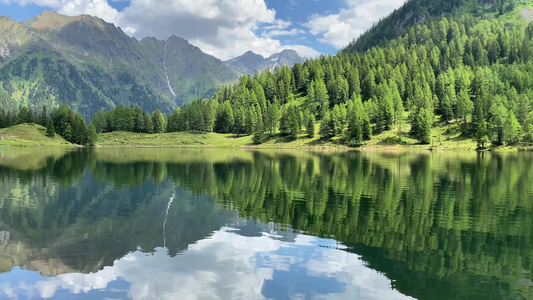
[343,0,522,53]
[225,49,305,75]
[159,35,239,106]
[0,11,240,118]
[0,16,38,59]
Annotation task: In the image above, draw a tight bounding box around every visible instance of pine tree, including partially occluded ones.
[489,99,507,145]
[152,109,166,133]
[306,114,316,138]
[91,111,107,133]
[40,106,48,126]
[64,124,73,142]
[320,110,333,139]
[45,119,55,138]
[215,101,234,133]
[330,105,344,136]
[87,123,97,146]
[167,108,181,132]
[456,89,473,135]
[417,107,433,144]
[245,106,258,135]
[143,113,153,134]
[233,107,246,135]
[252,113,265,144]
[504,111,521,144]
[315,80,329,119]
[71,113,88,145]
[377,84,395,132]
[346,99,363,146]
[17,106,33,124]
[266,103,280,136]
[286,106,300,139]
[476,119,490,149]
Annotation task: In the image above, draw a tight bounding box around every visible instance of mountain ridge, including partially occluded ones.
[0,11,242,118]
[224,49,306,75]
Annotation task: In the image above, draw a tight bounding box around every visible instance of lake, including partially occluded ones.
[0,147,532,300]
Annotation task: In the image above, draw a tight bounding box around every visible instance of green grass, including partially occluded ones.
[0,123,76,147]
[1,121,525,152]
[95,121,522,151]
[364,119,478,151]
[96,125,344,150]
[97,131,253,147]
[363,115,525,152]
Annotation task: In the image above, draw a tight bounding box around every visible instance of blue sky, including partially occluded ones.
[0,0,405,60]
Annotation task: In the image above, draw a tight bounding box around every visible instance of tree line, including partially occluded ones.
[0,103,97,146]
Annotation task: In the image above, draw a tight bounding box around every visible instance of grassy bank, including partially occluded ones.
[96,120,528,151]
[0,124,77,147]
[0,123,529,151]
[96,124,344,149]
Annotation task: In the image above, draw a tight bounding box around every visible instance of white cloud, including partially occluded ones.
[0,229,414,300]
[263,28,306,38]
[58,0,120,24]
[305,0,406,49]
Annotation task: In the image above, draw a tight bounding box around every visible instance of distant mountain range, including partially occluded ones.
[224,49,306,75]
[0,11,305,118]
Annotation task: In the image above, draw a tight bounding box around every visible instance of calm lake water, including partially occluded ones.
[0,147,532,300]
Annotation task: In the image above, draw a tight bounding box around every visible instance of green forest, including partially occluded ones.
[2,0,533,149]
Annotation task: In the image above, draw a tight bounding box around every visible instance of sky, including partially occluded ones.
[0,0,406,60]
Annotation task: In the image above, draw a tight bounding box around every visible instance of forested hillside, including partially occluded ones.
[124,0,532,148]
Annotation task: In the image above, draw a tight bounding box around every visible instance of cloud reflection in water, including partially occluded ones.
[0,227,413,300]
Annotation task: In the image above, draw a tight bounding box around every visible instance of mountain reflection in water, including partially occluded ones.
[0,148,531,300]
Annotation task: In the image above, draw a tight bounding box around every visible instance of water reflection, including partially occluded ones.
[0,148,532,299]
[0,226,411,300]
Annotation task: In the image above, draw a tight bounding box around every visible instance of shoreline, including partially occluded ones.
[1,124,531,152]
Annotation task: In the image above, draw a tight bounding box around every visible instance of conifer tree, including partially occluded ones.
[476,119,490,149]
[87,123,97,146]
[40,106,48,126]
[346,99,363,146]
[320,111,333,139]
[64,124,73,142]
[152,109,166,133]
[143,113,153,134]
[46,119,55,138]
[504,111,521,144]
[266,103,280,136]
[417,107,433,144]
[252,110,265,144]
[17,106,33,124]
[306,114,316,138]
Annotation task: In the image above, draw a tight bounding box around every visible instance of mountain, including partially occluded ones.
[224,49,305,75]
[343,0,522,53]
[343,0,466,53]
[0,10,240,119]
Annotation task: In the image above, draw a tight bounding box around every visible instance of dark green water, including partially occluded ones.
[0,148,532,300]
